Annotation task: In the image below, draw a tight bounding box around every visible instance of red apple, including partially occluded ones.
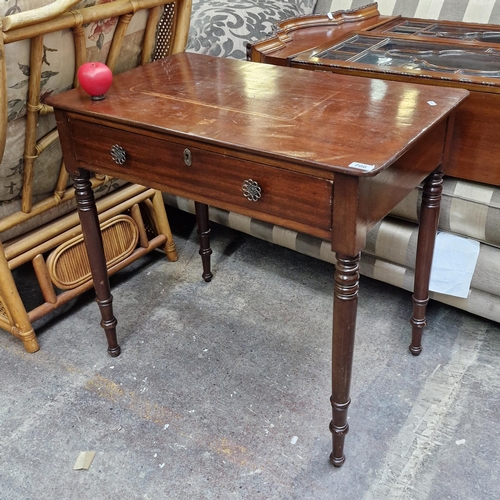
[77,62,113,100]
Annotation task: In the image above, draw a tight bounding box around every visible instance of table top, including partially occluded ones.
[47,53,468,178]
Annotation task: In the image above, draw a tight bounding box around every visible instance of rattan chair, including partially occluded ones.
[0,0,192,353]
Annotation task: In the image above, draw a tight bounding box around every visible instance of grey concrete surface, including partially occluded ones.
[1,209,499,500]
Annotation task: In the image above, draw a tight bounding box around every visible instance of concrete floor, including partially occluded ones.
[1,209,499,499]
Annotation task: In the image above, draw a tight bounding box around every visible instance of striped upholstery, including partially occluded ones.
[165,176,500,323]
[314,0,500,24]
[392,179,500,248]
[169,0,500,323]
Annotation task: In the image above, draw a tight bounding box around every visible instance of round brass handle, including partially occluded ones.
[242,179,262,202]
[110,144,126,165]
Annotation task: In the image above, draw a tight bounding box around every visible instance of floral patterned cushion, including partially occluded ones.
[187,0,318,60]
[0,0,150,202]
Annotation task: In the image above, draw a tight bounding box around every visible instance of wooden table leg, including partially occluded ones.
[330,252,360,467]
[195,202,213,282]
[410,167,443,356]
[74,168,120,357]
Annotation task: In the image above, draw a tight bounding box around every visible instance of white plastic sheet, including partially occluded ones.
[429,232,480,298]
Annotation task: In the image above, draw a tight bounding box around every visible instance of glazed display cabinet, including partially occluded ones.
[250,2,500,186]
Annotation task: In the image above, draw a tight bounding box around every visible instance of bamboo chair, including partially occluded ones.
[0,0,192,353]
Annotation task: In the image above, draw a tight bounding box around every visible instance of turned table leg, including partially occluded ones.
[330,252,360,467]
[410,167,443,356]
[195,202,213,282]
[74,169,120,357]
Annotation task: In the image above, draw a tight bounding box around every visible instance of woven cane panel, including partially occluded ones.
[154,3,176,60]
[0,296,10,322]
[47,215,139,290]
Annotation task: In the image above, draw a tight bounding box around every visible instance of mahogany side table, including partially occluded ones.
[47,53,468,467]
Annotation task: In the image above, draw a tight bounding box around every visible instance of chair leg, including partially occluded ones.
[151,190,178,262]
[0,242,39,353]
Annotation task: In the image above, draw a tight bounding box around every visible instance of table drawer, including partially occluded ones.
[70,119,333,233]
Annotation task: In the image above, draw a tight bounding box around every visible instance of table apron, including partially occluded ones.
[331,119,448,256]
[68,117,335,240]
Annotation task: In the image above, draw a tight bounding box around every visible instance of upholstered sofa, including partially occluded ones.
[163,0,500,323]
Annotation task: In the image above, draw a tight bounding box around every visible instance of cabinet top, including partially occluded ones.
[250,3,500,92]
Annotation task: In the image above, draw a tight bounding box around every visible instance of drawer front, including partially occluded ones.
[70,119,333,233]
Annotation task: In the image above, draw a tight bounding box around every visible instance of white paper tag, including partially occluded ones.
[349,161,375,172]
[428,101,437,106]
[327,12,334,20]
[73,451,96,470]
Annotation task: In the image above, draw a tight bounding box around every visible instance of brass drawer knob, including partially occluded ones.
[110,144,126,165]
[242,179,262,201]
